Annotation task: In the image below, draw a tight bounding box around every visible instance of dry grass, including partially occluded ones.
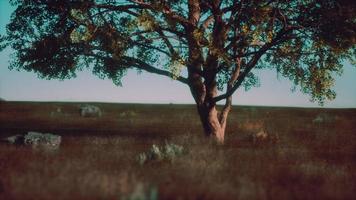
[0,102,355,200]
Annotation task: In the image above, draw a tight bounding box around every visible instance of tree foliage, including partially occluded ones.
[1,0,355,104]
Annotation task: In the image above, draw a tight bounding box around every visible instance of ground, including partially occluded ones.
[0,101,355,200]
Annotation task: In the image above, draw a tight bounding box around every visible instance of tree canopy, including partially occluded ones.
[1,0,355,142]
[1,0,355,103]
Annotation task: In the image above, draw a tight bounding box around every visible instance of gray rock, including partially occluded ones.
[312,115,324,123]
[56,107,61,113]
[24,132,61,147]
[50,107,63,117]
[80,105,102,117]
[313,113,335,124]
[2,134,24,144]
[2,132,61,152]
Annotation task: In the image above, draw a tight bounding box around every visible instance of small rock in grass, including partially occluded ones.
[80,105,102,117]
[2,134,24,144]
[2,132,61,151]
[313,112,337,124]
[137,143,185,165]
[24,131,61,147]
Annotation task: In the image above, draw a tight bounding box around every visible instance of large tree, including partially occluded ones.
[1,0,355,143]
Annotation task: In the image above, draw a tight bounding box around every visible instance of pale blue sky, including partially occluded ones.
[0,1,355,107]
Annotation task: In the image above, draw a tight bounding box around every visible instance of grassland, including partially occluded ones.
[0,101,355,200]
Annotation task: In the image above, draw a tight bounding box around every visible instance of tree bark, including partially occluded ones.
[187,70,227,143]
[185,2,229,143]
[197,102,225,144]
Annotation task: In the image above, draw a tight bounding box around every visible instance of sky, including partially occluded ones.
[0,1,355,108]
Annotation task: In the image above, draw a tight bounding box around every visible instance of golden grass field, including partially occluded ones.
[0,101,355,200]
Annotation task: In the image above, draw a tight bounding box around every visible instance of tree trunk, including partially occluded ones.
[187,66,231,144]
[197,102,226,144]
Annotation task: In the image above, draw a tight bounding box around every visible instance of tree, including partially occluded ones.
[1,0,355,143]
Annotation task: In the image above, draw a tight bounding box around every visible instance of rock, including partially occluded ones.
[24,132,61,147]
[50,107,63,117]
[56,107,61,113]
[80,105,102,117]
[313,113,335,124]
[313,115,323,123]
[118,110,137,118]
[2,134,24,144]
[2,132,61,151]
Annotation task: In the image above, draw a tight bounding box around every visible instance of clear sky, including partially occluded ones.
[0,1,355,108]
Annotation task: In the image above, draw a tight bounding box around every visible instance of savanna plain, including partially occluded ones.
[0,101,355,200]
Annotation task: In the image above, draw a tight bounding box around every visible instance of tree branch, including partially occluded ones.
[95,2,187,42]
[129,0,191,27]
[122,56,189,84]
[94,4,141,17]
[213,29,294,102]
[200,15,214,30]
[85,52,188,84]
[219,58,241,125]
[212,52,263,103]
[155,29,176,56]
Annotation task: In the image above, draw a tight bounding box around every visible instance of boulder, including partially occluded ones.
[80,105,102,117]
[2,132,61,150]
[24,132,61,147]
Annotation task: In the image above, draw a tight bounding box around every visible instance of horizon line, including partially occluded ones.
[2,100,355,109]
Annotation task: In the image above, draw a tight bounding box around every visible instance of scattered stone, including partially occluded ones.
[119,110,137,118]
[50,107,63,117]
[2,134,24,144]
[313,113,335,124]
[137,143,185,165]
[24,132,61,147]
[2,132,61,151]
[312,115,323,123]
[80,105,102,117]
[56,107,61,113]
